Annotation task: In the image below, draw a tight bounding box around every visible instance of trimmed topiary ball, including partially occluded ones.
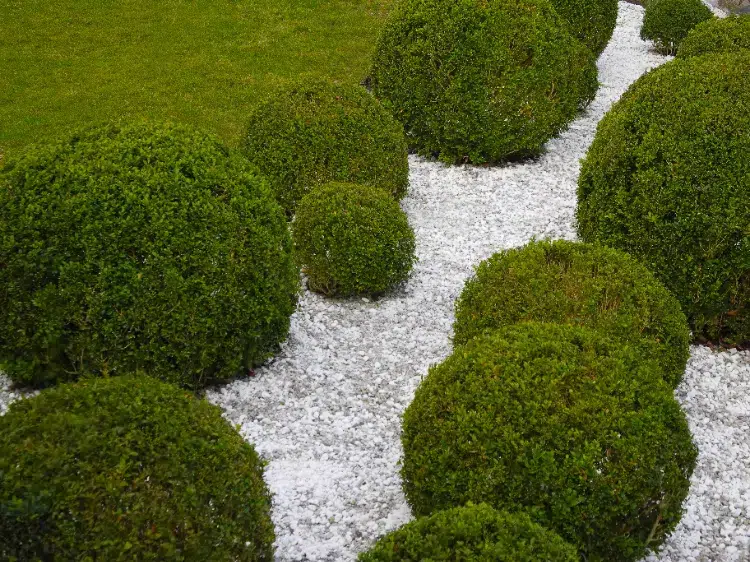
[678,14,750,58]
[0,122,298,389]
[293,182,416,297]
[0,375,274,561]
[453,240,690,387]
[577,53,750,344]
[358,503,578,561]
[402,322,697,562]
[241,80,409,215]
[370,0,598,164]
[641,0,714,54]
[549,0,619,56]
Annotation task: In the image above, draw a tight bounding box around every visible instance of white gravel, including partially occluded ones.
[1,2,748,560]
[207,4,750,560]
[646,346,750,562]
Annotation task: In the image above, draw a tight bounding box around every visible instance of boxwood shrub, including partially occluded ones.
[453,240,690,387]
[293,182,416,297]
[678,15,750,58]
[641,0,714,54]
[0,122,298,389]
[358,503,578,561]
[370,0,598,164]
[549,0,619,56]
[402,322,697,562]
[241,80,409,215]
[577,53,750,344]
[0,375,274,561]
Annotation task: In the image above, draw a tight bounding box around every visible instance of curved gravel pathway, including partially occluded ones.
[1,2,749,560]
[206,4,750,560]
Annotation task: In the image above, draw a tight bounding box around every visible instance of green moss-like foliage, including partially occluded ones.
[0,376,274,561]
[577,53,750,344]
[402,322,697,562]
[678,15,750,58]
[293,182,416,297]
[370,0,598,164]
[358,503,578,561]
[549,0,619,56]
[453,240,690,387]
[0,122,298,389]
[241,80,409,215]
[641,0,714,54]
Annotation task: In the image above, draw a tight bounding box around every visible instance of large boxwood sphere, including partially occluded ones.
[0,376,274,561]
[402,323,697,562]
[370,0,598,164]
[453,240,690,387]
[577,53,750,344]
[640,0,714,54]
[549,0,619,56]
[358,503,578,561]
[678,15,750,58]
[0,122,299,389]
[241,80,409,215]
[293,182,416,297]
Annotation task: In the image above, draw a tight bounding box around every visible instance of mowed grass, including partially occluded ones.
[0,0,395,164]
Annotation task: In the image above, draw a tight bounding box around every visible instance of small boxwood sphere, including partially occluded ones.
[0,376,274,561]
[577,53,750,344]
[549,0,619,56]
[370,0,598,164]
[0,122,298,389]
[358,503,578,561]
[641,0,714,54]
[241,80,409,215]
[678,15,750,58]
[453,240,690,387]
[293,182,416,297]
[402,323,697,562]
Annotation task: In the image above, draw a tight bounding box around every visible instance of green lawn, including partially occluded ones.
[0,0,394,165]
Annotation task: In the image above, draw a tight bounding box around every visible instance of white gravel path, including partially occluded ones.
[1,2,748,560]
[207,4,750,560]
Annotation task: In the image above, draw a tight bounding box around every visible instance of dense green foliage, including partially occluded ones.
[358,503,578,561]
[549,0,619,56]
[577,53,750,344]
[678,15,750,58]
[453,240,690,387]
[370,0,598,164]
[0,122,298,389]
[293,182,416,297]
[241,80,409,215]
[0,0,396,161]
[641,0,714,54]
[0,376,274,561]
[402,323,697,562]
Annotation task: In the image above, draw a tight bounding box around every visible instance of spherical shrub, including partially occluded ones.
[641,0,714,54]
[241,80,409,215]
[577,53,750,344]
[453,240,690,387]
[358,503,578,562]
[402,322,697,562]
[0,375,274,561]
[370,0,598,164]
[0,122,298,389]
[293,182,416,297]
[678,15,750,58]
[549,0,619,56]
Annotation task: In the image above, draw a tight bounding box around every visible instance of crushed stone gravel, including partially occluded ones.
[1,2,748,560]
[206,4,750,560]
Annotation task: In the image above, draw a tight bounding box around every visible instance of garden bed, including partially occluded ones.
[1,2,748,560]
[207,4,749,560]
